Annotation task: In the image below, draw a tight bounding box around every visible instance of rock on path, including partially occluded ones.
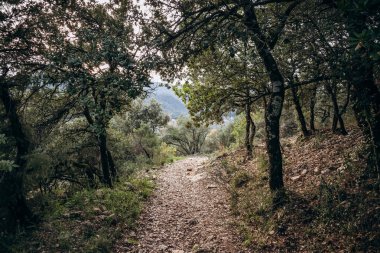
[117,156,246,253]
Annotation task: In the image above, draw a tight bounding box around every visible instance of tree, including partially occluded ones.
[52,0,152,187]
[0,0,62,231]
[175,46,265,159]
[121,99,170,134]
[163,117,208,155]
[146,0,305,201]
[0,0,154,231]
[336,0,380,172]
[324,81,349,135]
[300,0,380,171]
[110,99,170,160]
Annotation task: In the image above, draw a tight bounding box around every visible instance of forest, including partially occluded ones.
[0,0,379,252]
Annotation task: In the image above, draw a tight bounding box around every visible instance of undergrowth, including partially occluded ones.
[217,131,380,252]
[1,177,154,253]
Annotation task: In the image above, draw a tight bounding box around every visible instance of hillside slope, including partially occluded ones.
[147,86,188,119]
[210,128,379,252]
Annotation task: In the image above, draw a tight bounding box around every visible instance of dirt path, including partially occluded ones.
[117,156,246,253]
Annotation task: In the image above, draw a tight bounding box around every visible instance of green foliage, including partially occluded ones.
[108,99,171,169]
[340,0,380,62]
[64,179,153,226]
[127,99,170,132]
[203,123,236,154]
[153,142,177,165]
[217,123,236,148]
[24,153,53,188]
[1,0,379,251]
[0,135,15,172]
[7,177,154,252]
[231,114,246,148]
[0,134,6,145]
[0,160,15,172]
[163,116,209,155]
[175,47,266,126]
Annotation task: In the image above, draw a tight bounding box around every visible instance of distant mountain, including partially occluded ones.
[147,85,188,119]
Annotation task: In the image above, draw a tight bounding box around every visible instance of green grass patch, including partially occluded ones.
[3,177,154,253]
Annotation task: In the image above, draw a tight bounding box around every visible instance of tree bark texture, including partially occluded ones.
[0,82,33,232]
[98,133,113,187]
[290,82,310,137]
[325,83,348,135]
[309,86,317,132]
[245,100,253,160]
[243,3,285,193]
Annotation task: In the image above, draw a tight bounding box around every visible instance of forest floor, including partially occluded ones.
[7,129,378,252]
[116,156,247,253]
[210,128,380,252]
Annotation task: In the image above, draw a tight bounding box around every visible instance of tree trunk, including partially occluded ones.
[243,4,285,196]
[85,166,96,188]
[290,82,310,137]
[107,149,117,181]
[84,96,114,187]
[350,61,380,174]
[309,86,317,132]
[0,82,33,232]
[337,116,348,135]
[98,133,112,187]
[332,114,338,132]
[344,10,380,174]
[245,100,253,160]
[321,107,330,124]
[249,115,256,155]
[326,83,348,135]
[141,145,152,159]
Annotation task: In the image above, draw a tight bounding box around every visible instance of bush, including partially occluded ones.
[231,114,246,148]
[233,172,251,188]
[6,177,154,253]
[153,142,177,165]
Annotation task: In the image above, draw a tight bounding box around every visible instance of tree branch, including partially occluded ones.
[268,0,302,49]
